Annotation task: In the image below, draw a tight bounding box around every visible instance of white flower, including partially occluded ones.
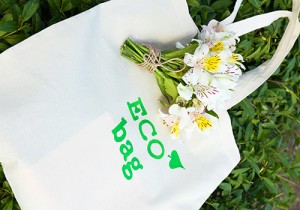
[177,83,193,101]
[217,65,242,80]
[184,43,209,67]
[159,104,194,140]
[199,19,239,53]
[159,19,245,134]
[182,68,237,111]
[227,53,245,70]
[202,19,226,33]
[187,107,213,131]
[213,74,237,90]
[183,45,243,82]
[182,68,218,104]
[184,43,230,74]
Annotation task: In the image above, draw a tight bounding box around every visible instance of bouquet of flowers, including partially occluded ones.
[121,20,245,140]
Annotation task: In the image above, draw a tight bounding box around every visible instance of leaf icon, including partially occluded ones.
[168,150,184,169]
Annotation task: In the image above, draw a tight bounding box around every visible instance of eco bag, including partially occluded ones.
[0,0,298,210]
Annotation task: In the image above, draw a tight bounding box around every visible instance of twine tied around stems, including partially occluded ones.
[139,45,186,73]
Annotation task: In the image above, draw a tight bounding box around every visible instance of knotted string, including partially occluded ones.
[139,45,186,73]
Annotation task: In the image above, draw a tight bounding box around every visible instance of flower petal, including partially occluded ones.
[168,104,181,115]
[183,53,198,67]
[194,44,209,59]
[198,69,212,86]
[212,74,237,90]
[177,83,193,101]
[223,65,242,78]
[170,121,180,139]
[182,68,201,86]
[194,83,219,103]
[159,109,178,127]
[195,115,213,131]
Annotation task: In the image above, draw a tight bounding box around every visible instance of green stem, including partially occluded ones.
[139,44,150,53]
[124,45,143,63]
[121,38,195,79]
[126,38,145,57]
[162,42,198,60]
[276,174,297,185]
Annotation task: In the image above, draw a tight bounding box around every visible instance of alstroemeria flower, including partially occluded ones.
[182,68,237,111]
[187,107,212,131]
[182,68,218,104]
[218,64,243,79]
[227,53,245,70]
[184,43,229,73]
[184,44,243,80]
[199,19,239,53]
[159,104,194,140]
[184,43,209,67]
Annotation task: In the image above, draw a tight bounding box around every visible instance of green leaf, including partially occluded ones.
[0,13,13,22]
[245,123,253,142]
[186,0,200,7]
[246,46,262,60]
[154,71,168,100]
[285,56,296,72]
[276,153,290,170]
[231,167,251,178]
[12,4,22,23]
[240,99,255,118]
[276,203,290,210]
[257,124,263,140]
[248,0,261,8]
[247,158,260,175]
[211,203,219,209]
[282,84,298,105]
[211,0,232,10]
[47,0,60,13]
[219,182,232,192]
[205,108,219,119]
[4,33,25,45]
[3,181,11,190]
[0,0,13,13]
[256,38,270,59]
[2,199,13,210]
[1,196,10,205]
[257,149,265,163]
[32,13,44,32]
[0,21,17,33]
[242,183,251,191]
[61,0,73,12]
[228,194,242,204]
[21,0,40,22]
[164,78,178,102]
[262,177,278,194]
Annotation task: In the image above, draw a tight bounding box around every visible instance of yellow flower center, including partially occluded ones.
[227,53,239,64]
[195,115,212,131]
[203,55,222,73]
[170,121,180,138]
[210,42,225,52]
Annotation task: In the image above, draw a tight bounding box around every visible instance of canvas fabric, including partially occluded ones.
[0,0,299,209]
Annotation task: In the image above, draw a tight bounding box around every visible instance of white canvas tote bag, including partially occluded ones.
[0,0,299,209]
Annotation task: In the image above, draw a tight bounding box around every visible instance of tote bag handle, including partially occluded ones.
[222,0,300,110]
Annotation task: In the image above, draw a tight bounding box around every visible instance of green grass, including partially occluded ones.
[0,0,299,209]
